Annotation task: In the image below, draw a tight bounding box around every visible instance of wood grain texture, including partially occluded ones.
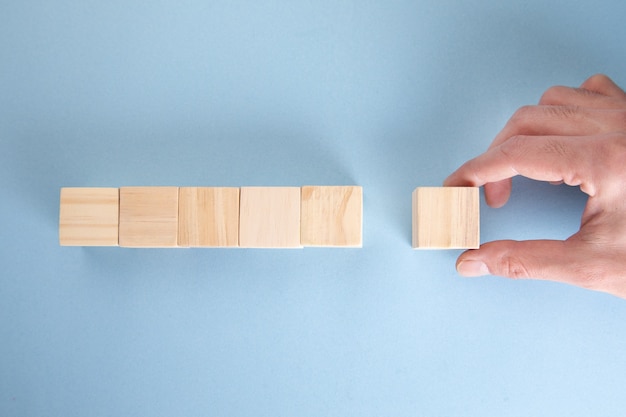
[59,187,119,246]
[178,187,240,247]
[412,187,479,249]
[300,186,362,247]
[239,187,301,248]
[119,187,179,248]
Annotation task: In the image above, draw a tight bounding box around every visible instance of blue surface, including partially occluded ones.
[2,0,626,416]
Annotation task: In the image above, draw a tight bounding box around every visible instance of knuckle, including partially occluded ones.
[498,135,525,161]
[539,86,565,104]
[505,106,534,133]
[510,105,534,125]
[495,254,532,279]
[585,73,613,90]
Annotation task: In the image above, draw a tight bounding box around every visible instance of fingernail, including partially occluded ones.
[457,260,490,277]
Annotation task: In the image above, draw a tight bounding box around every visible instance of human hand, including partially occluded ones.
[444,74,626,299]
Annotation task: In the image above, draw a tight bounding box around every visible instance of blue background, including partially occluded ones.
[2,0,626,416]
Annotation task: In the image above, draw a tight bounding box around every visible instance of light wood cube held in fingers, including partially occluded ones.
[412,187,479,249]
[178,187,240,247]
[301,186,363,247]
[119,187,179,248]
[59,187,120,246]
[239,187,301,248]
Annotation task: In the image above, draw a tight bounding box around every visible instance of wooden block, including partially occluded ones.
[300,186,362,247]
[119,187,179,248]
[178,187,240,247]
[412,187,479,249]
[239,187,301,248]
[59,188,119,246]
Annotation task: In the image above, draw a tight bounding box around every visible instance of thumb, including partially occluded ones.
[456,239,578,281]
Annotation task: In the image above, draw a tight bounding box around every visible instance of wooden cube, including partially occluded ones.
[59,187,119,246]
[119,187,179,248]
[239,187,301,248]
[300,186,362,247]
[178,187,240,247]
[412,187,479,249]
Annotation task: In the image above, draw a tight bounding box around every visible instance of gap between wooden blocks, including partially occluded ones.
[412,187,480,250]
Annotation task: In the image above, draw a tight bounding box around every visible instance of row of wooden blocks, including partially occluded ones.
[59,186,363,248]
[59,186,479,249]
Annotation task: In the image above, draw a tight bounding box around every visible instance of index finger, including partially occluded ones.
[444,135,597,196]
